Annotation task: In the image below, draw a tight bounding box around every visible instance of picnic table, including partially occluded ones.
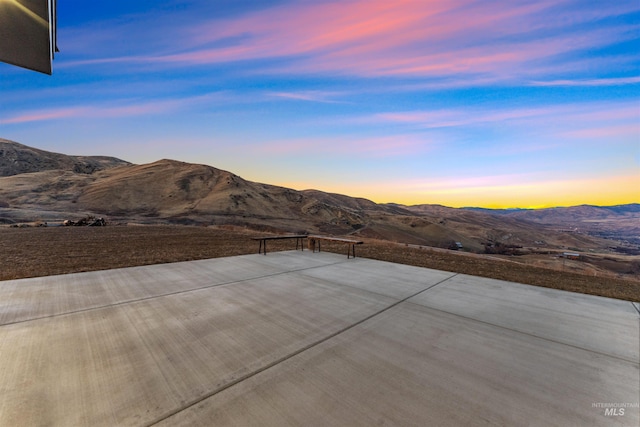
[252,235,308,255]
[308,235,363,259]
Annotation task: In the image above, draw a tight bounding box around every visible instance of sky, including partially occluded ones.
[1,0,639,208]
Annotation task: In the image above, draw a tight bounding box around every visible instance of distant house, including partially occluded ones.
[561,252,580,260]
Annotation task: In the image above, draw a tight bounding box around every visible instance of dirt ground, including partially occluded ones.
[1,225,638,302]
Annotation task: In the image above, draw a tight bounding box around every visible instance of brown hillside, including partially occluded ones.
[0,151,621,253]
[0,138,129,176]
[0,170,95,210]
[401,203,614,250]
[1,140,637,282]
[76,159,374,233]
[78,160,241,217]
[504,205,640,247]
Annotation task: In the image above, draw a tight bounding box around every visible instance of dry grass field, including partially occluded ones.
[1,225,638,302]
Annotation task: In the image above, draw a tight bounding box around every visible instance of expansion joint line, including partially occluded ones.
[146,272,459,426]
[0,259,348,328]
[419,304,639,365]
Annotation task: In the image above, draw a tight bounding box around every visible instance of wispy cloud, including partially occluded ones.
[267,91,347,104]
[0,93,227,125]
[256,133,436,157]
[530,76,640,86]
[373,108,552,128]
[62,0,640,84]
[0,107,86,125]
[400,172,545,193]
[561,124,639,139]
[371,101,639,131]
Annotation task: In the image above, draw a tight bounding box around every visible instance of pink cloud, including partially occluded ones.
[401,172,544,192]
[138,0,636,81]
[561,124,640,139]
[257,134,435,157]
[373,101,639,131]
[1,93,225,125]
[530,77,640,87]
[1,103,169,125]
[61,0,638,84]
[268,91,346,104]
[0,107,85,124]
[374,106,559,129]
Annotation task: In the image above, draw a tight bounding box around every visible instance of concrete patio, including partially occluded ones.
[0,251,638,426]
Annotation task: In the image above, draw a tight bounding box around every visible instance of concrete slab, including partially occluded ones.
[159,303,639,426]
[0,251,638,426]
[296,257,456,299]
[0,251,338,325]
[0,262,395,426]
[409,274,639,362]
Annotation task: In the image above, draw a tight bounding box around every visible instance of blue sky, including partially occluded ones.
[1,0,639,207]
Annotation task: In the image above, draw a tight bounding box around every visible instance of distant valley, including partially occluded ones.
[1,139,638,275]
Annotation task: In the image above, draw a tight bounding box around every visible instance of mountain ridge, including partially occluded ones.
[462,204,640,217]
[0,138,130,176]
[0,139,637,254]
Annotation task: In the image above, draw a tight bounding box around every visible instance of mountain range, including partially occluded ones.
[1,138,637,253]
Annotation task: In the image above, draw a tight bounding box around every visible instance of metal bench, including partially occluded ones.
[252,235,308,255]
[308,235,363,259]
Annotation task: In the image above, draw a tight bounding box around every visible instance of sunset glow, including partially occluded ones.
[1,0,638,208]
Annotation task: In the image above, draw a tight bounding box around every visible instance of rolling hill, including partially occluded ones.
[461,204,640,247]
[0,138,129,176]
[0,139,636,257]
